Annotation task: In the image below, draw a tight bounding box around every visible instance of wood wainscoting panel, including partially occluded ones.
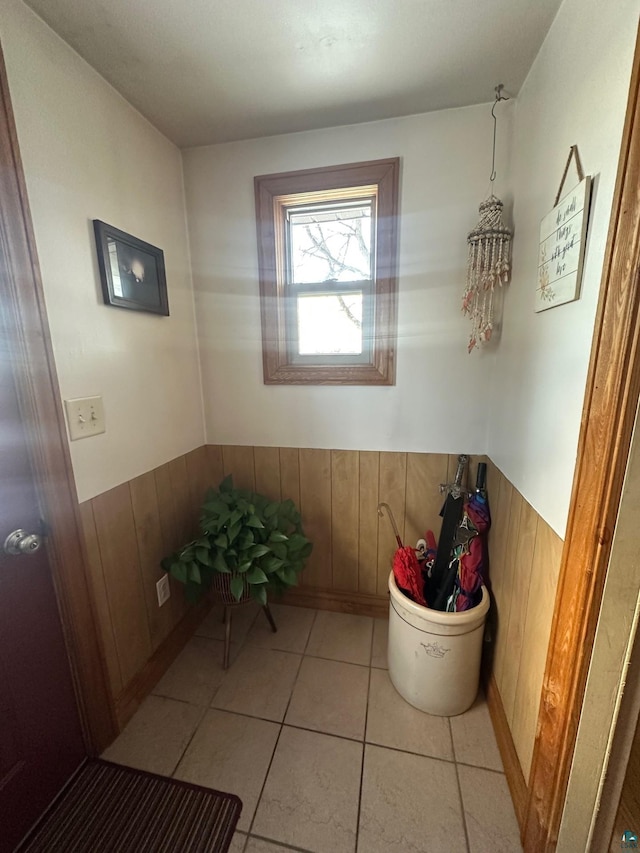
[78,447,215,734]
[501,499,539,727]
[299,448,332,588]
[279,447,302,581]
[484,459,565,830]
[487,674,528,831]
[154,463,179,554]
[185,445,212,520]
[358,451,380,595]
[279,447,301,506]
[168,454,196,543]
[78,501,122,698]
[91,483,152,689]
[206,444,224,488]
[512,519,564,780]
[331,450,359,592]
[405,453,448,553]
[494,489,523,692]
[254,446,282,502]
[129,471,174,652]
[487,470,510,599]
[206,445,462,600]
[222,445,256,491]
[376,452,407,594]
[154,462,187,626]
[167,455,194,624]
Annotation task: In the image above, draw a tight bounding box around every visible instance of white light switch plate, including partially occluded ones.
[64,396,106,440]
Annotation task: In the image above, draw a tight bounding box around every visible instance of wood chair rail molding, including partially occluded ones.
[524,23,640,852]
[0,44,116,751]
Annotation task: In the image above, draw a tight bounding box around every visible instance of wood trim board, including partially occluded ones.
[524,22,640,853]
[486,674,528,832]
[282,586,389,619]
[114,601,211,730]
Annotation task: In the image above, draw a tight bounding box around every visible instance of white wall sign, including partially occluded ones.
[536,176,591,312]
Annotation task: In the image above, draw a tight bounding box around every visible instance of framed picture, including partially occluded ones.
[93,220,169,316]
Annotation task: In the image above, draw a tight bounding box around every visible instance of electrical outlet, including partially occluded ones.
[156,574,171,607]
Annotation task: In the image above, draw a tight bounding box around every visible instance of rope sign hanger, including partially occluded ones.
[535,145,591,312]
[554,145,585,206]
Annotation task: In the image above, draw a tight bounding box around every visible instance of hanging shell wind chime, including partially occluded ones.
[463,85,512,353]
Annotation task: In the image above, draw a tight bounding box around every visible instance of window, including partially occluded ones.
[254,158,400,385]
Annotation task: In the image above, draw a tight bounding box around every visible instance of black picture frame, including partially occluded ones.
[93,220,169,316]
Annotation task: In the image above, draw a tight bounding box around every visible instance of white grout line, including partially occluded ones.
[354,618,376,852]
[169,702,210,779]
[245,622,307,840]
[298,650,371,668]
[247,831,314,852]
[450,716,472,853]
[301,609,319,655]
[236,828,248,853]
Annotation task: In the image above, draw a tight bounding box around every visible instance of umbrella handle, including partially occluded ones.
[475,462,487,495]
[439,454,470,500]
[377,502,403,548]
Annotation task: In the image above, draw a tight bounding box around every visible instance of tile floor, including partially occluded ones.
[102,603,522,853]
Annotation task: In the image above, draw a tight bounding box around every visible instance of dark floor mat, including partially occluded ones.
[15,759,242,852]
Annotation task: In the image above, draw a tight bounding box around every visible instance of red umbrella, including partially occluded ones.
[393,546,427,606]
[377,502,427,606]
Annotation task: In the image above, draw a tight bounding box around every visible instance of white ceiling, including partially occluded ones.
[24,0,562,148]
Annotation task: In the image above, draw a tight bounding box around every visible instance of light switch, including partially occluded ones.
[64,396,106,441]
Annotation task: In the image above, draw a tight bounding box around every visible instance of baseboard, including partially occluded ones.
[113,601,212,734]
[486,673,528,834]
[282,586,389,619]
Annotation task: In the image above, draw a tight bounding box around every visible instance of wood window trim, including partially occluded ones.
[254,158,400,385]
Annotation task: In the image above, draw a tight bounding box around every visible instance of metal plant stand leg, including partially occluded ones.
[263,603,277,633]
[223,606,232,670]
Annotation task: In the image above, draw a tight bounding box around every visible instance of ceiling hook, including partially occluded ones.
[490,84,509,183]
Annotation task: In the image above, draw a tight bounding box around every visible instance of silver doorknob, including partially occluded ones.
[3,529,43,556]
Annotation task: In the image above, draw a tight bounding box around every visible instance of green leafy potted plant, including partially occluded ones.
[161,475,312,606]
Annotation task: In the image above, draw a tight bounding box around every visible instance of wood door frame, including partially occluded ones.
[0,44,116,752]
[524,23,640,852]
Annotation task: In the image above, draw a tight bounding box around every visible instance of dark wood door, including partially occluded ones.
[0,343,86,851]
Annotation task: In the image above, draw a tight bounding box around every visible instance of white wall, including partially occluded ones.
[487,0,639,537]
[183,104,512,455]
[0,0,205,502]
